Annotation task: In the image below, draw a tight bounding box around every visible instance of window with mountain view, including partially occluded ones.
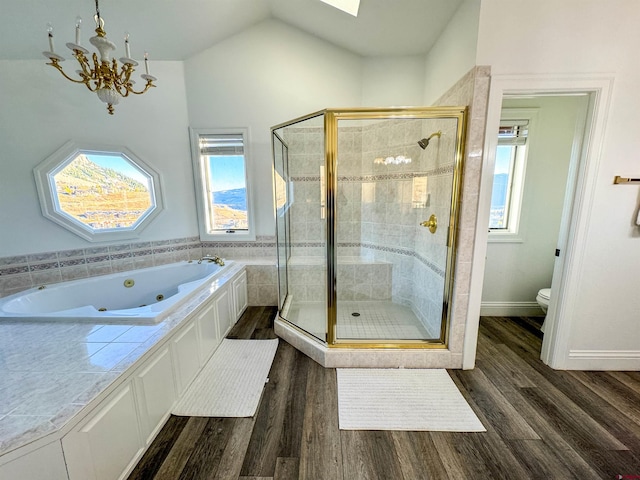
[33,143,163,242]
[190,129,255,241]
[53,153,154,230]
[489,114,532,237]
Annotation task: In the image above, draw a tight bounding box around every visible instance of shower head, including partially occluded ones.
[418,130,442,149]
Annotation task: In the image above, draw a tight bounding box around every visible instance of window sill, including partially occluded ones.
[488,233,524,243]
[200,232,256,242]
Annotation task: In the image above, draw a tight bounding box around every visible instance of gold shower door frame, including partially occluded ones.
[272,106,467,349]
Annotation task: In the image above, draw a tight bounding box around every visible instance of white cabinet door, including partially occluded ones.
[232,270,248,321]
[170,321,201,395]
[215,287,233,338]
[0,442,68,480]
[134,346,176,444]
[196,300,220,363]
[63,383,143,480]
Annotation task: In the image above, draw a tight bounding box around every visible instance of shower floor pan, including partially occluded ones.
[284,300,435,341]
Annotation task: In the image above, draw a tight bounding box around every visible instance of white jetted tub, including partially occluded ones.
[0,260,232,324]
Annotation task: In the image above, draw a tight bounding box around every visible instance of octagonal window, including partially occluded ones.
[34,142,164,242]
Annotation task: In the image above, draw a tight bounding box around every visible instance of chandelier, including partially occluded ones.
[42,0,157,115]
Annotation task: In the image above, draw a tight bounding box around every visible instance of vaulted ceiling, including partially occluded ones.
[2,0,463,61]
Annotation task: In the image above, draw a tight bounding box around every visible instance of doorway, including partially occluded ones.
[480,95,590,337]
[465,74,613,370]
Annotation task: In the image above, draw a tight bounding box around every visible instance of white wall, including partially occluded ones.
[0,60,195,256]
[184,19,363,237]
[475,0,640,366]
[482,96,587,314]
[423,0,481,104]
[361,56,426,106]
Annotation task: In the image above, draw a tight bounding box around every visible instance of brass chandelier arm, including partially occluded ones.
[126,80,156,96]
[46,59,88,85]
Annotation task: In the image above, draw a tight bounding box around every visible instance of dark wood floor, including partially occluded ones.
[128,308,640,479]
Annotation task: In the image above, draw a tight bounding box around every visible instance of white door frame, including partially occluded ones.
[463,74,614,370]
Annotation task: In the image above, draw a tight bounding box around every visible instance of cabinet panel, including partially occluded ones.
[0,442,68,480]
[64,383,143,480]
[197,300,220,363]
[134,347,176,443]
[233,270,248,321]
[215,288,233,338]
[171,322,200,395]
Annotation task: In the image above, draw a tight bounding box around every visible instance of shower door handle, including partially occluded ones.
[420,214,438,234]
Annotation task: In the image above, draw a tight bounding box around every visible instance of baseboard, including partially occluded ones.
[480,301,544,317]
[564,350,640,370]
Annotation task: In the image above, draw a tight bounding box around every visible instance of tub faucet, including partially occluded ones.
[198,255,225,266]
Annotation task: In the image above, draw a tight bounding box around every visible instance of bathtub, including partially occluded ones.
[0,260,233,324]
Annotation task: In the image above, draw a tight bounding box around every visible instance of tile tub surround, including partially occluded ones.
[0,235,278,302]
[0,262,245,458]
[241,258,279,306]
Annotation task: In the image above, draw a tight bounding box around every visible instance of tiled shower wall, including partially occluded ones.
[279,117,460,337]
[357,117,459,336]
[0,236,278,305]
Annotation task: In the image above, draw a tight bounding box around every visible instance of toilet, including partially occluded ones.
[536,288,551,332]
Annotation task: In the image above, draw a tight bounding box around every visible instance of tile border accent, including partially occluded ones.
[0,235,278,298]
[290,164,455,183]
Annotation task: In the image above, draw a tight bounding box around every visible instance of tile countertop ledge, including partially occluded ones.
[0,262,247,458]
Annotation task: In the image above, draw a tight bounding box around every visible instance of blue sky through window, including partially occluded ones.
[494,146,513,175]
[208,155,246,191]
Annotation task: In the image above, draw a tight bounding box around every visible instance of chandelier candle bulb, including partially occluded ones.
[75,17,81,45]
[144,52,150,75]
[124,32,131,58]
[47,23,54,52]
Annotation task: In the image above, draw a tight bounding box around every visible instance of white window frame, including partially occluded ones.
[488,108,537,243]
[33,141,164,242]
[189,127,255,242]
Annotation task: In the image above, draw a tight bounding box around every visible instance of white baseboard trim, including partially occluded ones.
[566,350,640,371]
[569,349,640,358]
[480,301,544,317]
[564,350,640,370]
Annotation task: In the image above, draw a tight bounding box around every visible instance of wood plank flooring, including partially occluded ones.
[128,309,640,479]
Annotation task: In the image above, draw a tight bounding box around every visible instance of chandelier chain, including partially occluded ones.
[95,0,101,27]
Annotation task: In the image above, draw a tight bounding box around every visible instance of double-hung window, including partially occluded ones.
[190,128,255,241]
[489,109,536,239]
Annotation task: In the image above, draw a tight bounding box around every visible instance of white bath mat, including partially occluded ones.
[336,368,486,432]
[172,338,278,417]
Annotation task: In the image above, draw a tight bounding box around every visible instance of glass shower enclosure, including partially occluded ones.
[272,107,467,348]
